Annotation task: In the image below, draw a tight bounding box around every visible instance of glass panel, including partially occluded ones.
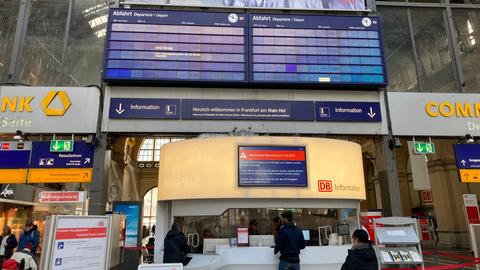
[18,0,69,86]
[411,8,458,92]
[177,207,358,254]
[452,9,480,92]
[61,0,107,86]
[450,0,480,3]
[0,0,20,82]
[378,7,419,91]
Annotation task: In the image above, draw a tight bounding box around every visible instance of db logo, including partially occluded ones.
[318,180,332,192]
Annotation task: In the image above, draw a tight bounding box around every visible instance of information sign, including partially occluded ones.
[454,144,480,169]
[459,169,480,183]
[182,99,314,121]
[39,191,86,203]
[0,142,31,169]
[315,101,381,122]
[104,9,247,82]
[250,14,386,86]
[50,216,109,269]
[109,98,181,119]
[50,140,74,153]
[27,168,92,183]
[414,142,435,154]
[238,146,307,187]
[463,194,480,224]
[30,142,94,169]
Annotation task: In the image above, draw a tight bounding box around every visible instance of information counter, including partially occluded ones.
[154,137,366,269]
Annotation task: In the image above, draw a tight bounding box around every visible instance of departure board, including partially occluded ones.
[250,14,387,85]
[104,9,247,82]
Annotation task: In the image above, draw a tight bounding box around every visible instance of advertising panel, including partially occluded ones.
[114,202,141,247]
[463,194,480,224]
[0,86,99,133]
[388,92,480,136]
[121,0,366,11]
[50,216,109,269]
[238,146,307,187]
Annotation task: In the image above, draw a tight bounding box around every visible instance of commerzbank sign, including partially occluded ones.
[0,86,99,133]
[388,92,480,136]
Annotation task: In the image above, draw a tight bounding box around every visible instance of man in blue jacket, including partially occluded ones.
[18,221,39,256]
[274,211,305,270]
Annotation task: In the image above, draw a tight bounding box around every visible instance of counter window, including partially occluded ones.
[175,207,358,254]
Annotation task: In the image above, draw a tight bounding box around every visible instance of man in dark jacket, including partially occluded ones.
[341,229,377,270]
[274,211,305,270]
[163,223,189,264]
[0,226,17,262]
[18,221,39,256]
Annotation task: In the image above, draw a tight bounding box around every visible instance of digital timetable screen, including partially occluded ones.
[103,9,387,87]
[104,9,247,82]
[250,14,386,85]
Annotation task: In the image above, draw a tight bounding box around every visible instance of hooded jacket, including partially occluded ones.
[18,226,39,256]
[341,243,378,270]
[274,222,306,263]
[0,234,18,259]
[163,224,189,264]
[11,249,37,270]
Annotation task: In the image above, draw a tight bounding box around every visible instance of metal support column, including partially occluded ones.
[88,132,108,215]
[7,0,31,82]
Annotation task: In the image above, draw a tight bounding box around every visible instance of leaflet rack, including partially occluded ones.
[373,217,425,270]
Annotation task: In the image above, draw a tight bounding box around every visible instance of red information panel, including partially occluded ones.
[463,194,480,224]
[238,146,307,187]
[360,210,383,241]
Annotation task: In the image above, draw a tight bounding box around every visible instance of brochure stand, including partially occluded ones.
[373,217,425,270]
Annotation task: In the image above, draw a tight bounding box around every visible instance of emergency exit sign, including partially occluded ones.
[50,140,74,152]
[414,142,435,154]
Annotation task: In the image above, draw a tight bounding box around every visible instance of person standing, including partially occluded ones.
[11,242,37,270]
[18,222,39,256]
[274,211,305,270]
[0,226,17,262]
[163,223,189,264]
[341,229,377,270]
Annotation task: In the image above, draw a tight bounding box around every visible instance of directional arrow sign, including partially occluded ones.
[315,101,382,122]
[459,169,480,183]
[31,141,94,169]
[50,140,74,153]
[109,98,181,119]
[414,142,435,154]
[454,144,480,169]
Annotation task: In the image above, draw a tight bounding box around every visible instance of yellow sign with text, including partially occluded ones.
[459,169,480,183]
[1,90,71,116]
[426,102,480,118]
[27,168,92,183]
[0,169,27,184]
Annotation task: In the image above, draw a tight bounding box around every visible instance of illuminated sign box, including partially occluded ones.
[103,9,387,88]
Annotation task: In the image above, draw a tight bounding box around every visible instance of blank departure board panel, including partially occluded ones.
[250,14,387,86]
[104,9,247,82]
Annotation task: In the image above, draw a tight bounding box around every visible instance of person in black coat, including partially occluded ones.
[274,211,305,270]
[163,223,190,264]
[341,229,378,270]
[0,226,17,262]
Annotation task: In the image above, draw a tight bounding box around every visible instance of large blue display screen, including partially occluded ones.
[238,146,307,187]
[250,14,386,85]
[104,9,387,87]
[114,203,141,247]
[104,9,247,82]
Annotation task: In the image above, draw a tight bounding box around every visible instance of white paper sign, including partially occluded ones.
[237,228,249,244]
[138,264,183,270]
[51,216,109,270]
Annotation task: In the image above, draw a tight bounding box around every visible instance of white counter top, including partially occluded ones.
[185,246,351,270]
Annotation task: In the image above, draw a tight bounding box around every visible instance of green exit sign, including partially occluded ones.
[414,142,435,154]
[50,140,74,152]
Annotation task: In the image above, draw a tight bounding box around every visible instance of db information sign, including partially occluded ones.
[463,194,480,224]
[39,191,85,203]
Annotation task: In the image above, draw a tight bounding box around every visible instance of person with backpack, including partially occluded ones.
[17,222,39,256]
[11,242,36,270]
[341,229,378,270]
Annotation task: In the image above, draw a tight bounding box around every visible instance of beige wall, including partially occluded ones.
[158,136,366,201]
